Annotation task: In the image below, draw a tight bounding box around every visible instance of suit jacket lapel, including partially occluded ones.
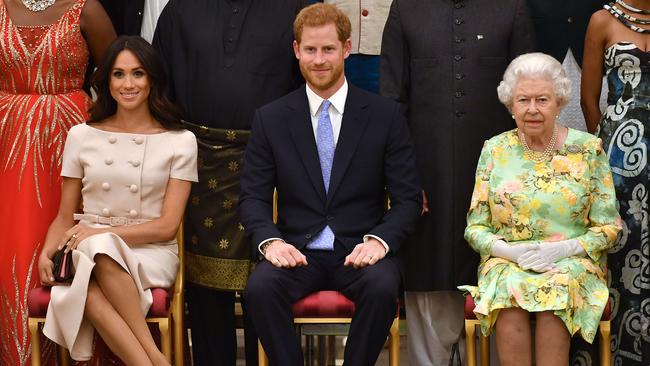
[327,86,369,205]
[287,87,327,201]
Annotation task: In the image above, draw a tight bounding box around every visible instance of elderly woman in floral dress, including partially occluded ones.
[459,52,621,366]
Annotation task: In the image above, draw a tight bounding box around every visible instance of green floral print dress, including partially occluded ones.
[459,128,621,343]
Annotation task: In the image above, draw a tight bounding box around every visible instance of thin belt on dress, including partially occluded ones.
[73,213,150,227]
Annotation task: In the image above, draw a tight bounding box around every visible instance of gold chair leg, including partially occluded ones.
[599,320,611,366]
[389,316,400,366]
[258,340,269,366]
[159,319,172,362]
[28,318,42,366]
[465,320,478,366]
[58,345,70,366]
[172,296,185,366]
[479,331,490,366]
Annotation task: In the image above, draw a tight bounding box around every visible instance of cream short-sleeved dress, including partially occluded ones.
[43,123,198,361]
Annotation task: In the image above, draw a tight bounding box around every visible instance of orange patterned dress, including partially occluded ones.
[0,0,91,364]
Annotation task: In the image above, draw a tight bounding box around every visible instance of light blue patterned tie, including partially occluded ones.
[307,100,335,250]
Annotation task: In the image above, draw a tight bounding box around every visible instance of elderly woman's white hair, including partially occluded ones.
[497,52,571,111]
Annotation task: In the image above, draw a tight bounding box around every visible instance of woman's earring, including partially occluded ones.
[511,115,515,119]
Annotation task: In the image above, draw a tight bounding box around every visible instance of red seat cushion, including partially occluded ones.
[27,286,171,318]
[464,294,613,321]
[292,291,356,318]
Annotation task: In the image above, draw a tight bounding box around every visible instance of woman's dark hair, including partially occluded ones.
[88,36,183,130]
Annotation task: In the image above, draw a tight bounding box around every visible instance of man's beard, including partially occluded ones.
[300,62,344,92]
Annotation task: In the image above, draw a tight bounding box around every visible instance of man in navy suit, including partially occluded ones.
[239,3,421,365]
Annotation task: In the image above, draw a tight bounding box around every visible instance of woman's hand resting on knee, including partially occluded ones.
[60,224,108,252]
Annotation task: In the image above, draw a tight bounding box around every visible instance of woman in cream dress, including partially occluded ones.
[37,36,197,365]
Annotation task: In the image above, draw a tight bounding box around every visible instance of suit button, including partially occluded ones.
[361,9,369,16]
[327,215,334,221]
[455,73,464,80]
[455,91,464,98]
[305,234,312,239]
[454,2,463,9]
[455,18,463,25]
[454,54,462,61]
[456,111,464,117]
[567,16,573,23]
[455,36,463,43]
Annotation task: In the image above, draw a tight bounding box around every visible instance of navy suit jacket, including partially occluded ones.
[239,83,422,256]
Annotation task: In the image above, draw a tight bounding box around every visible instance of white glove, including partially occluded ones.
[490,240,539,263]
[517,239,585,273]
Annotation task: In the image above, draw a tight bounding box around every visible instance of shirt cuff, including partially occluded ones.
[363,234,390,254]
[258,238,284,255]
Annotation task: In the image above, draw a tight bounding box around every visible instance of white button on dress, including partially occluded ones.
[130,184,138,193]
[108,136,117,144]
[102,208,110,216]
[129,209,138,217]
[102,182,111,190]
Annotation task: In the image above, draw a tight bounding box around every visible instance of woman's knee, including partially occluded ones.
[496,308,530,332]
[93,254,123,277]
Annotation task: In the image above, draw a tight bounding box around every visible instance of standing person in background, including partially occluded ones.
[582,1,650,364]
[323,0,393,93]
[140,0,168,43]
[99,0,143,35]
[0,0,115,365]
[153,1,306,364]
[380,0,535,364]
[527,0,606,132]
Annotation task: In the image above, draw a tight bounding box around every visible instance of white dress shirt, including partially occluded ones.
[259,80,389,254]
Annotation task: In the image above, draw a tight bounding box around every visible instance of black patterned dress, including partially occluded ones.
[598,41,650,366]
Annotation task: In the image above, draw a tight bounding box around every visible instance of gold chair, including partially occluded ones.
[464,294,612,366]
[28,226,186,366]
[257,296,401,366]
[257,191,400,365]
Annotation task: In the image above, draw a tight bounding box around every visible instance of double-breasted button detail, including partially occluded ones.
[133,136,144,145]
[102,182,111,191]
[102,208,110,216]
[129,210,138,217]
[108,136,117,144]
[129,160,141,167]
[130,184,139,193]
[105,157,113,165]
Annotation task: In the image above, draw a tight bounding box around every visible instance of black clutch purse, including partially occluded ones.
[52,248,74,283]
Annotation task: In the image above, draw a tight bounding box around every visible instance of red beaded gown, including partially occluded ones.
[0,0,91,364]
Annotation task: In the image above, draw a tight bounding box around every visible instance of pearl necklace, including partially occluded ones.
[22,0,56,12]
[518,126,558,163]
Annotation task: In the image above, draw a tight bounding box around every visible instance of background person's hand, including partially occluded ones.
[264,240,308,268]
[344,238,387,268]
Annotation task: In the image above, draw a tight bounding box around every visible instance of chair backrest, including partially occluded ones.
[173,223,184,296]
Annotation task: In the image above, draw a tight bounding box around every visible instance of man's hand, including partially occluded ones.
[264,240,308,268]
[344,238,387,268]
